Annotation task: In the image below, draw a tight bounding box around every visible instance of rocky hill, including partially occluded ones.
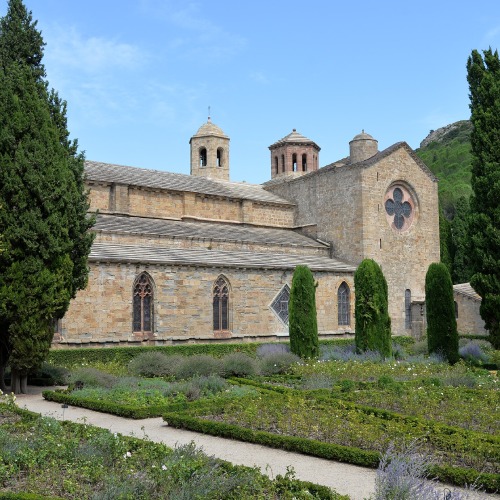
[415,120,472,218]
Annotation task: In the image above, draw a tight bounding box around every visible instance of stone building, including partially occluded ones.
[55,119,444,347]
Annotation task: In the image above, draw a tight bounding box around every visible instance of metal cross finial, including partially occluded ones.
[208,106,211,121]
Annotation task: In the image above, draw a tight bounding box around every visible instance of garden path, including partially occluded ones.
[15,387,499,500]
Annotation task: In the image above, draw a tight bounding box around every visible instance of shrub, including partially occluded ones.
[288,265,319,359]
[222,353,257,377]
[69,367,117,389]
[301,373,335,390]
[354,259,391,358]
[30,362,69,385]
[174,355,223,379]
[425,263,459,364]
[127,351,176,377]
[459,342,489,365]
[256,343,290,357]
[258,352,301,376]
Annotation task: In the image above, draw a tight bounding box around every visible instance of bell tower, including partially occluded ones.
[190,117,230,181]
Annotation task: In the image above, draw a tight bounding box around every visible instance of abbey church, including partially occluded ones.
[55,119,445,347]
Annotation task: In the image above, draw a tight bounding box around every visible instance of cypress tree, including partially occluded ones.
[288,265,319,359]
[451,196,473,284]
[439,205,453,277]
[0,0,94,393]
[354,259,391,357]
[466,49,500,349]
[425,263,459,363]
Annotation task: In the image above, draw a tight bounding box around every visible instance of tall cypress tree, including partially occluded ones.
[451,196,473,284]
[354,259,391,358]
[0,0,94,392]
[425,263,459,364]
[288,265,319,359]
[466,49,500,349]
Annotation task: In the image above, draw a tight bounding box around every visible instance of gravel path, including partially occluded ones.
[14,387,498,500]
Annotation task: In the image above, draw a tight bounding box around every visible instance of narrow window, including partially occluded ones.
[338,282,350,326]
[213,276,230,331]
[281,154,285,173]
[200,148,207,167]
[292,153,297,172]
[405,289,412,329]
[133,273,154,333]
[274,156,279,175]
[217,148,223,167]
[302,154,307,171]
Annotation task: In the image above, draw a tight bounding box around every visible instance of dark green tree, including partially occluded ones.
[466,48,500,349]
[0,0,94,393]
[439,205,453,277]
[451,196,473,284]
[354,259,391,357]
[425,263,459,363]
[288,265,319,359]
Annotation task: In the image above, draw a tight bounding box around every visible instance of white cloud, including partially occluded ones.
[44,25,145,74]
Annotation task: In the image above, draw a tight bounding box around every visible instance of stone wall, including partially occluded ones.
[265,145,440,334]
[58,262,354,346]
[87,183,295,228]
[454,293,488,336]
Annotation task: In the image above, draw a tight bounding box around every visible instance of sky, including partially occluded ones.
[4,0,500,184]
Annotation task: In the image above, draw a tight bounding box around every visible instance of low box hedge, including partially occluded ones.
[162,410,500,492]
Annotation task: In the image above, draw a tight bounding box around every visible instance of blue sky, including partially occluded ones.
[5,1,500,184]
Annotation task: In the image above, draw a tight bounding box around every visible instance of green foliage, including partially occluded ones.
[451,196,474,284]
[425,263,459,363]
[222,352,258,377]
[354,259,391,357]
[439,205,453,275]
[127,351,179,378]
[466,48,500,349]
[1,406,340,499]
[416,120,473,218]
[0,0,94,392]
[289,265,319,359]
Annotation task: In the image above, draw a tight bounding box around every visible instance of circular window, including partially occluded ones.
[384,184,415,231]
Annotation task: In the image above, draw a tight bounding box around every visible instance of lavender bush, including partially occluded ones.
[459,342,489,365]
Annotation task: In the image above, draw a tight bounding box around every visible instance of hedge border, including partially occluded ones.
[162,410,500,492]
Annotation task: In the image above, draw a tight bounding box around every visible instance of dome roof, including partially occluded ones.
[269,129,320,150]
[192,118,228,138]
[350,130,377,142]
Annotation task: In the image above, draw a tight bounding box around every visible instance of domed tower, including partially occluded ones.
[268,129,320,180]
[190,117,230,181]
[349,130,378,164]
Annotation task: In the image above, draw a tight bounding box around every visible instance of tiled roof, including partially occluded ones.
[453,283,481,301]
[269,129,320,150]
[94,214,326,249]
[89,242,356,272]
[84,161,293,206]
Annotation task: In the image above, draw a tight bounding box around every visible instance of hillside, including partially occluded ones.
[415,120,472,218]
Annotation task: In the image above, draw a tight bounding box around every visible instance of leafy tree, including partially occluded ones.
[451,196,473,284]
[354,259,391,357]
[0,0,94,393]
[466,48,500,349]
[439,205,453,277]
[288,265,319,359]
[425,263,459,363]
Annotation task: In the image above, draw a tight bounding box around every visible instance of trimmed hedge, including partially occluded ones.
[162,409,500,492]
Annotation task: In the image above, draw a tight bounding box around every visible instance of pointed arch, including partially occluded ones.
[213,275,230,332]
[133,272,154,334]
[337,281,351,326]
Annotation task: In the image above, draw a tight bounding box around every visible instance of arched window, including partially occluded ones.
[217,148,223,167]
[338,282,350,326]
[302,153,307,171]
[405,289,412,329]
[281,154,285,173]
[292,153,297,172]
[133,273,154,334]
[274,156,279,175]
[213,276,230,331]
[200,148,207,167]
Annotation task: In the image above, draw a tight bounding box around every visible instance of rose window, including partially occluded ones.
[384,185,415,231]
